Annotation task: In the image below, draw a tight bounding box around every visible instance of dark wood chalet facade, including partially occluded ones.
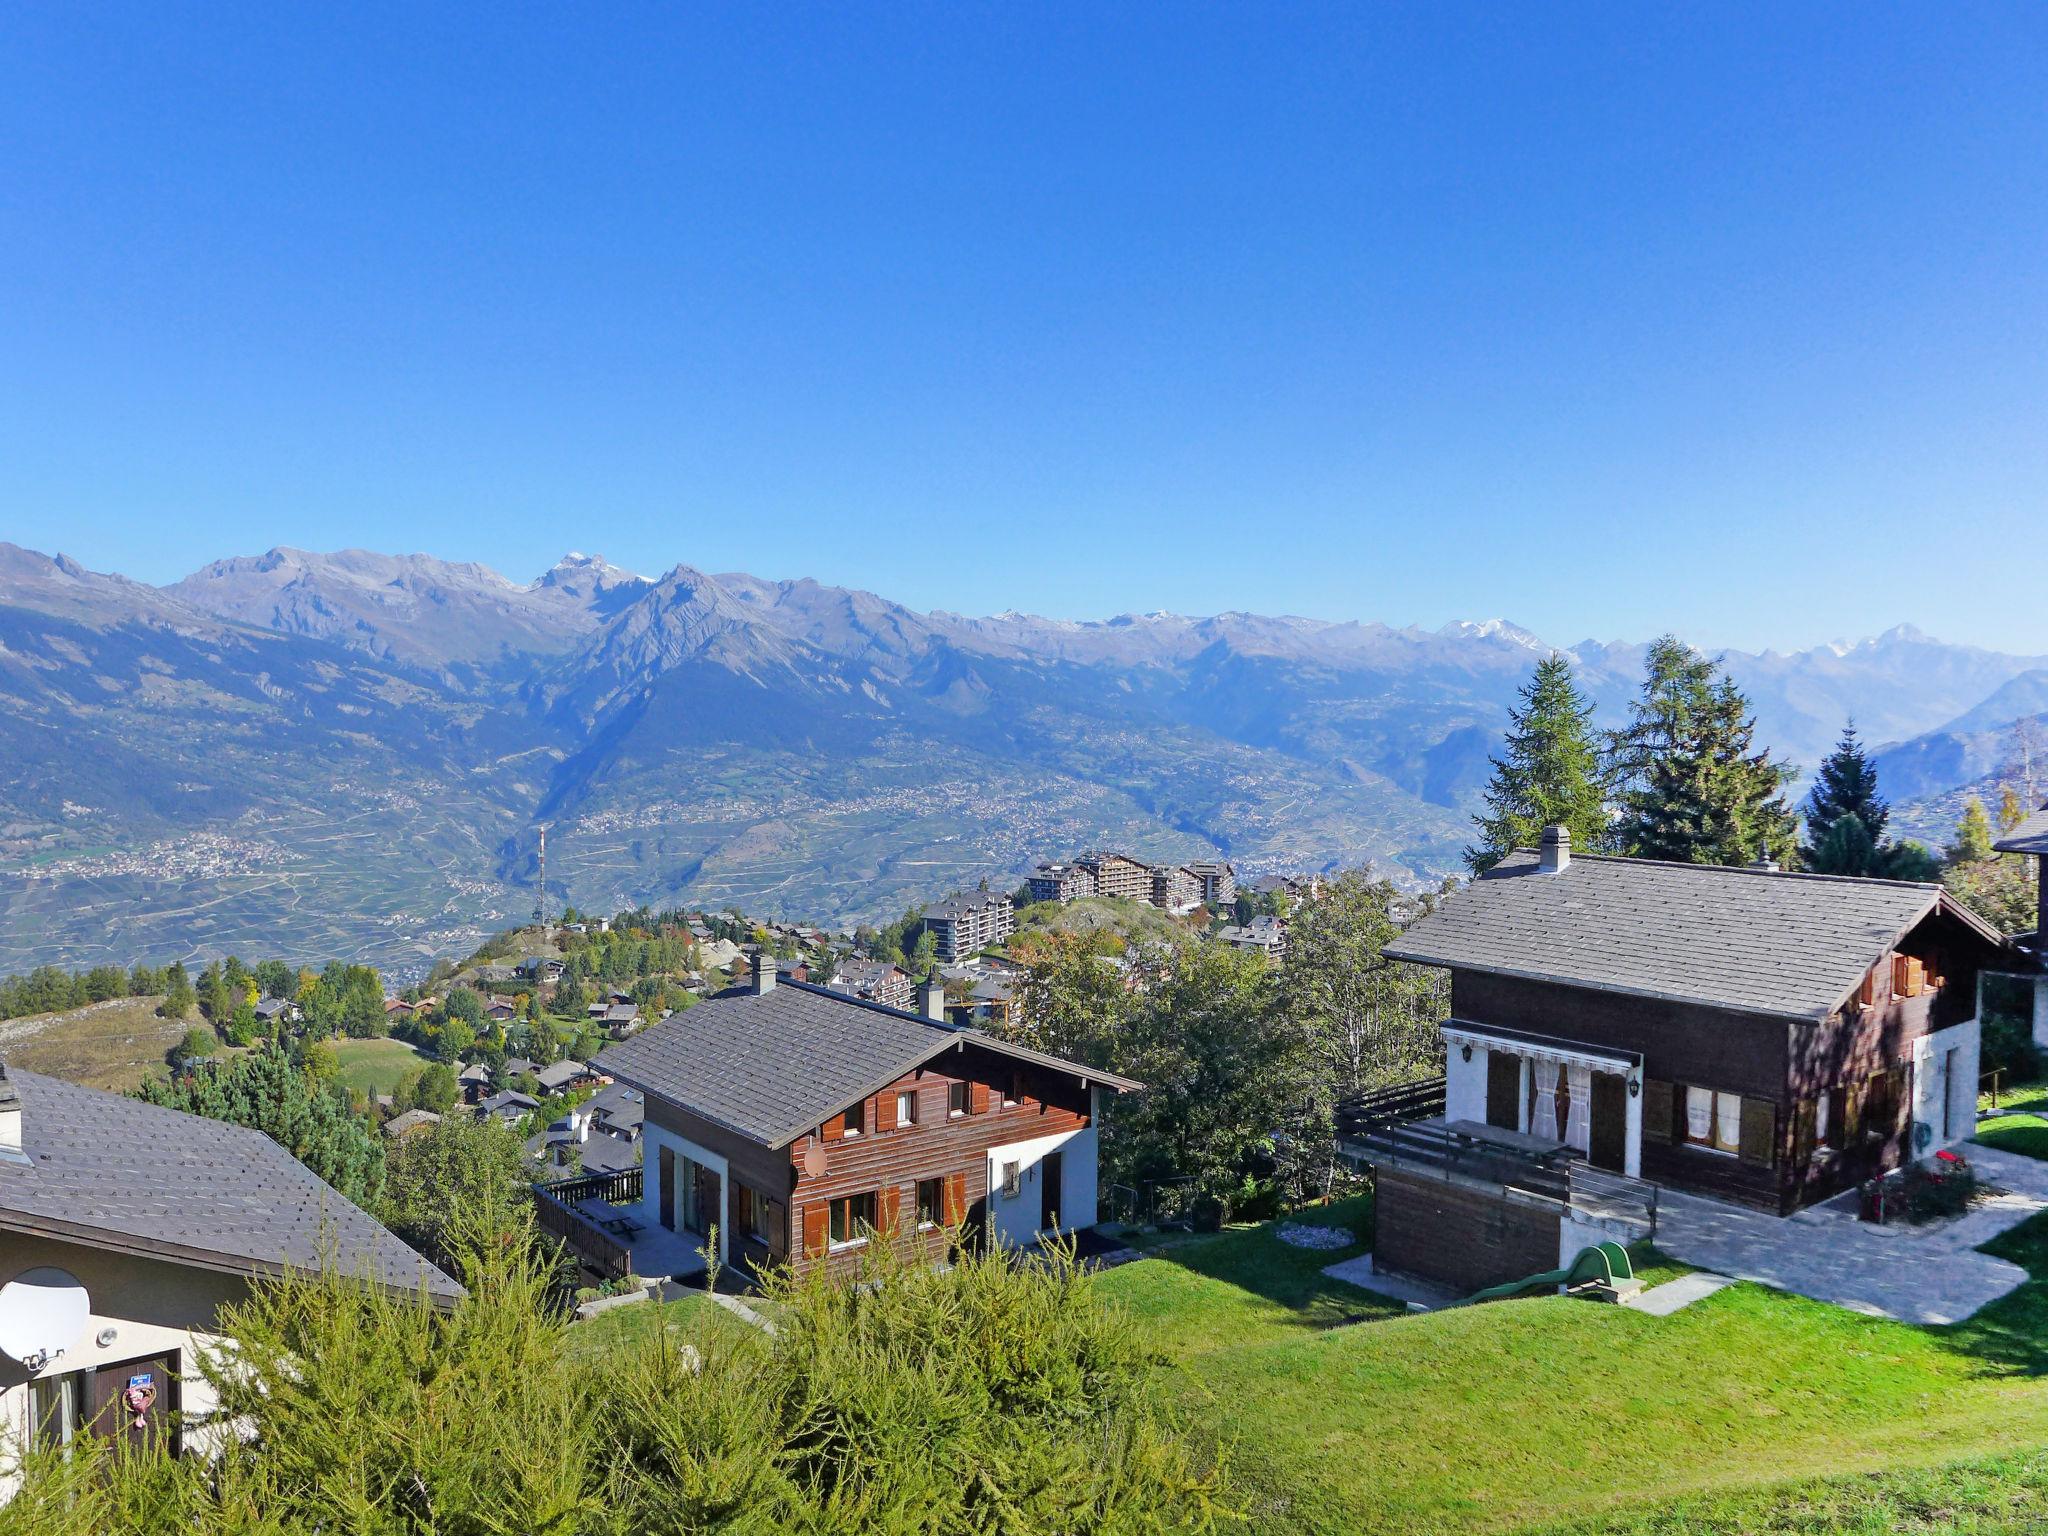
[1354,829,2015,1293]
[551,958,1137,1285]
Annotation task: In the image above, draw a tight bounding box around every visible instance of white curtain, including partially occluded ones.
[1564,1064,1592,1153]
[1530,1058,1560,1142]
[1686,1086,1713,1144]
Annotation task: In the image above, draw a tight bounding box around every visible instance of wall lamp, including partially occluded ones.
[1459,1043,1473,1063]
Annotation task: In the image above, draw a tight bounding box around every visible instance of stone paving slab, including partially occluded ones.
[1628,1271,1735,1316]
[1652,1144,2048,1325]
[1321,1254,1461,1311]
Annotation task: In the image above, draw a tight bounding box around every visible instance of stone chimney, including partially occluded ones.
[0,1062,27,1166]
[1538,824,1571,875]
[920,976,947,1021]
[752,952,776,995]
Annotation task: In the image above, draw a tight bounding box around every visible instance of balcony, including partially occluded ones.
[532,1166,708,1284]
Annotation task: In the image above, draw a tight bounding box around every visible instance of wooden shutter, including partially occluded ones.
[1793,1098,1817,1166]
[944,1171,968,1225]
[879,1186,902,1237]
[1640,1079,1674,1144]
[969,1082,990,1115]
[1842,1078,1864,1141]
[766,1199,789,1260]
[1859,967,1881,1008]
[1892,955,1910,997]
[1738,1098,1776,1167]
[802,1203,829,1259]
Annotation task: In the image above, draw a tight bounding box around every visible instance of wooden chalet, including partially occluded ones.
[535,956,1137,1285]
[1352,826,2016,1293]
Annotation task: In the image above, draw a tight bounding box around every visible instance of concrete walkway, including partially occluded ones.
[1629,1271,1735,1316]
[1322,1253,1461,1311]
[1653,1144,2048,1325]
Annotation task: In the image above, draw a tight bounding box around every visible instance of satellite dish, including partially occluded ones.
[0,1268,90,1369]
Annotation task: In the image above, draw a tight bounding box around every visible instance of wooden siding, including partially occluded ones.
[1374,1168,1560,1293]
[788,1041,1091,1280]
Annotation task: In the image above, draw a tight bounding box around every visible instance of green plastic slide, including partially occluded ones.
[1453,1242,1635,1307]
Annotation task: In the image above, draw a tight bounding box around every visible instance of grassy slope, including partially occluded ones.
[1976,1078,2048,1161]
[329,1036,426,1096]
[1095,1197,2048,1536]
[0,995,181,1090]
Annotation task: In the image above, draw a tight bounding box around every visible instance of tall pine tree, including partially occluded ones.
[1800,721,1889,871]
[1610,637,1798,867]
[1466,654,1607,874]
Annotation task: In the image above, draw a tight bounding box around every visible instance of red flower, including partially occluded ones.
[1936,1149,1961,1164]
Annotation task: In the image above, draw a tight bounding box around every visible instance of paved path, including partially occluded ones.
[1629,1271,1735,1316]
[1653,1144,2048,1325]
[1322,1254,1460,1311]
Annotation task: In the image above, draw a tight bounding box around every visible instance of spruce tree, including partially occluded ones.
[1801,721,1889,860]
[1466,654,1607,874]
[1610,637,1797,866]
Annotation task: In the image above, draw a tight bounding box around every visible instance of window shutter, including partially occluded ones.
[969,1082,990,1115]
[1860,967,1881,1008]
[1739,1098,1776,1167]
[879,1186,902,1237]
[1640,1079,1674,1144]
[1892,955,1911,997]
[1793,1099,1817,1166]
[1843,1079,1864,1141]
[820,1116,843,1143]
[944,1171,968,1225]
[864,1094,881,1133]
[802,1203,829,1259]
[767,1199,789,1259]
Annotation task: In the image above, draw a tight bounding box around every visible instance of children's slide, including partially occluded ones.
[1453,1242,1636,1307]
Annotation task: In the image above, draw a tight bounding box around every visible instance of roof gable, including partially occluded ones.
[1385,851,2010,1022]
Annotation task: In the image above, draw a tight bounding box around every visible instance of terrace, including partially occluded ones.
[532,1166,709,1284]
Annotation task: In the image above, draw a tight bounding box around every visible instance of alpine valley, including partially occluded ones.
[2,541,2043,974]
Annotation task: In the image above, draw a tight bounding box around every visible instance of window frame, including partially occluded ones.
[915,1176,944,1229]
[1000,1160,1021,1198]
[947,1081,967,1118]
[895,1088,918,1128]
[840,1104,863,1139]
[1683,1085,1743,1157]
[828,1191,877,1249]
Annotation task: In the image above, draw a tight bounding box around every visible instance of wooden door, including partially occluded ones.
[1485,1052,1521,1130]
[658,1146,677,1231]
[1588,1073,1627,1173]
[90,1352,179,1456]
[691,1163,721,1238]
[1041,1150,1064,1231]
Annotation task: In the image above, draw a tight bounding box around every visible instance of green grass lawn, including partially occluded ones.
[565,1292,757,1362]
[1976,1078,2048,1161]
[1095,1195,2048,1536]
[329,1036,426,1096]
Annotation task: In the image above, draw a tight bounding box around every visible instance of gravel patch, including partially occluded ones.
[1277,1222,1356,1251]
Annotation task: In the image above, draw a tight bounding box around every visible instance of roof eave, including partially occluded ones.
[1380,950,1829,1023]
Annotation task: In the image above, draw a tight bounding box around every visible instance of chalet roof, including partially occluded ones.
[0,1067,461,1302]
[1994,807,2048,858]
[595,980,1138,1150]
[533,1059,587,1091]
[1384,849,2011,1023]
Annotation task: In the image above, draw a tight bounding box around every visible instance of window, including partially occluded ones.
[829,1191,877,1248]
[896,1089,918,1128]
[1815,1091,1833,1150]
[916,1177,944,1228]
[29,1371,84,1453]
[1001,1161,1021,1198]
[840,1104,863,1139]
[1684,1086,1742,1155]
[1003,1074,1021,1106]
[735,1182,773,1244]
[948,1081,968,1117]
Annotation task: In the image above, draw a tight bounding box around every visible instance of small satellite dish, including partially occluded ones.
[0,1268,90,1369]
[802,1143,828,1178]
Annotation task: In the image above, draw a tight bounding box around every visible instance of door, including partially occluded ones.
[89,1352,179,1456]
[658,1146,677,1231]
[1943,1047,1960,1141]
[1485,1052,1521,1130]
[1041,1150,1064,1232]
[690,1162,721,1238]
[1588,1073,1627,1173]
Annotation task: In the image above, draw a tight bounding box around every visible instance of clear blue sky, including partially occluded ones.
[4,6,2045,653]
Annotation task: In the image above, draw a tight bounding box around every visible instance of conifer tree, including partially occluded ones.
[1610,637,1797,866]
[1949,796,1996,864]
[1466,654,1607,873]
[1801,721,1888,863]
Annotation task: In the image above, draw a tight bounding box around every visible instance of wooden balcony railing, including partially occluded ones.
[532,1166,646,1282]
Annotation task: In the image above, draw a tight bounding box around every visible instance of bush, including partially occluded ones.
[3,1222,1234,1534]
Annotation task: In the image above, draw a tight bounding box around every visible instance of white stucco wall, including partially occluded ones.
[0,1236,248,1502]
[984,1124,1097,1250]
[1444,1043,1488,1123]
[1911,1017,1981,1156]
[637,1121,730,1265]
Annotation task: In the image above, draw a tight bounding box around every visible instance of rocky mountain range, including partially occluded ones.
[2,540,2044,975]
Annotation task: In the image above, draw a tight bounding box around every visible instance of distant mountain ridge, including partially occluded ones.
[3,538,2044,973]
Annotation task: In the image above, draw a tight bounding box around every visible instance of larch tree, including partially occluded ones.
[1466,653,1609,874]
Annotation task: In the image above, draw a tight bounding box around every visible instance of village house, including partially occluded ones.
[1186,859,1237,908]
[1024,861,1095,904]
[1219,913,1287,959]
[0,1063,458,1494]
[533,957,1136,1286]
[1351,827,2014,1293]
[1992,802,2048,1045]
[828,958,914,1012]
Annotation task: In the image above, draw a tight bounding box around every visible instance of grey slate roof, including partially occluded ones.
[1994,808,2048,858]
[1384,850,2010,1023]
[595,979,1138,1149]
[0,1067,461,1301]
[534,1059,588,1092]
